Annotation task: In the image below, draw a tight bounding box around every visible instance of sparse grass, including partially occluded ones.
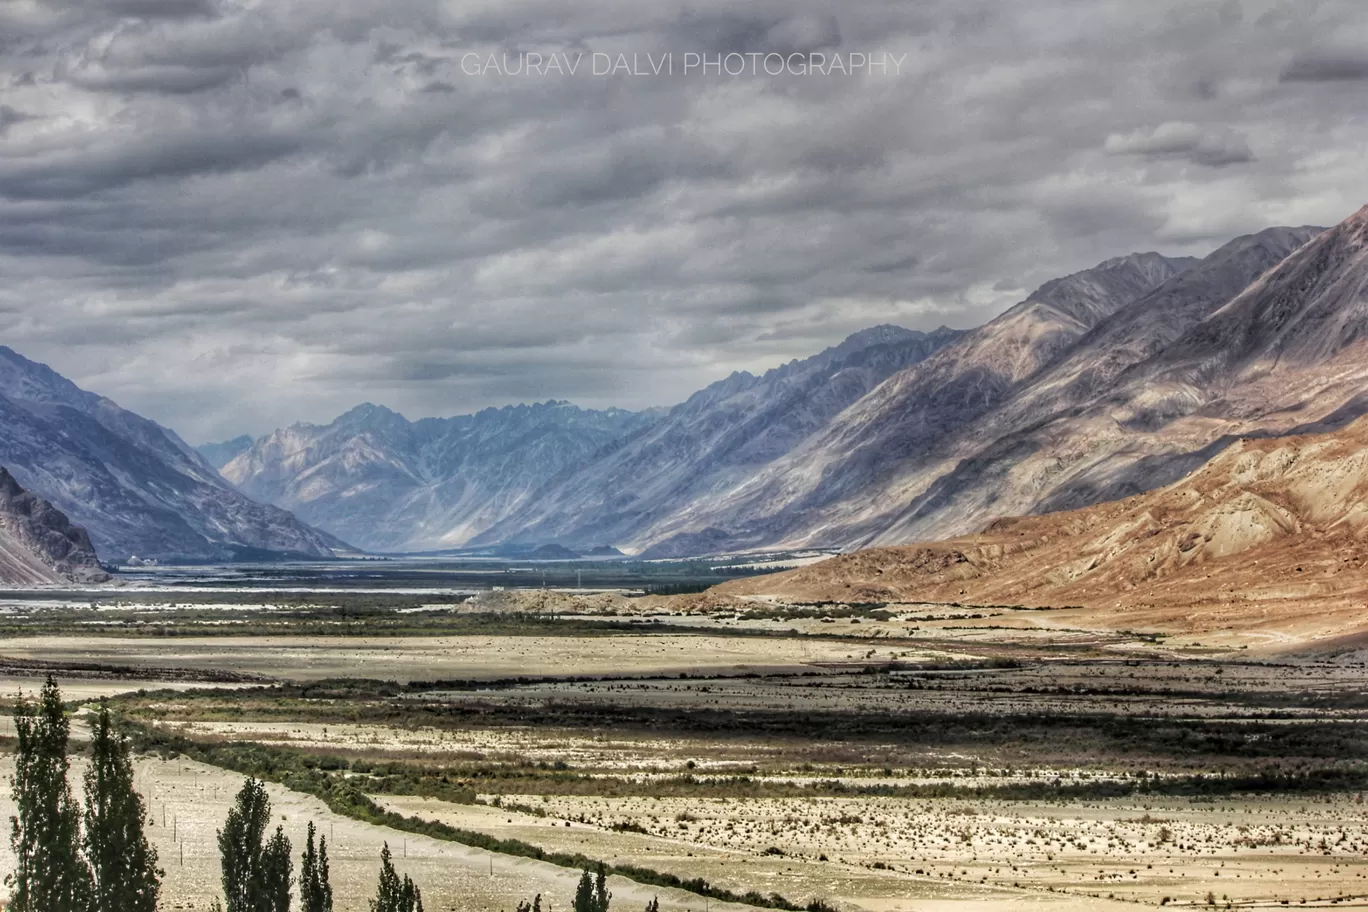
[10,600,1368,911]
[119,717,837,912]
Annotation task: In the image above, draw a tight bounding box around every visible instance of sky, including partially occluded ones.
[3,0,1368,442]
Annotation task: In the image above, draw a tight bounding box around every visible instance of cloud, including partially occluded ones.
[43,0,219,19]
[1103,122,1255,168]
[114,0,219,19]
[0,128,303,200]
[763,14,842,53]
[0,1,1367,442]
[1280,50,1368,83]
[65,61,242,94]
[0,105,29,135]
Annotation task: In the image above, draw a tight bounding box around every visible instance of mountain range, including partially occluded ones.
[0,346,341,562]
[9,203,1368,570]
[479,253,1206,554]
[718,204,1368,625]
[199,207,1368,558]
[489,218,1349,556]
[218,401,659,553]
[211,326,962,553]
[471,324,968,557]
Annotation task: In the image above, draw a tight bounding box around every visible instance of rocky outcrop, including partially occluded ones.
[0,466,109,584]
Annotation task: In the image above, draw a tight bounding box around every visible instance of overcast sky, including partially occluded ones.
[3,0,1368,442]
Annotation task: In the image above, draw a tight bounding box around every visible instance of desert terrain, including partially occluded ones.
[2,564,1368,910]
[714,414,1368,649]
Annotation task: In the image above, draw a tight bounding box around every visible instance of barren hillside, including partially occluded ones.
[718,415,1368,638]
[0,466,109,585]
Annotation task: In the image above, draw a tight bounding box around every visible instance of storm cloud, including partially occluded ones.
[2,0,1368,441]
[1103,122,1255,168]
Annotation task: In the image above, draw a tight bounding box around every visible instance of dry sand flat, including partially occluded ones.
[0,755,768,912]
[0,633,867,682]
[0,675,242,703]
[6,728,1363,910]
[376,795,1138,912]
[443,793,1368,909]
[140,719,1215,787]
[143,718,717,770]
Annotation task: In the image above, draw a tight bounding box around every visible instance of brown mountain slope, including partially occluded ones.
[717,416,1368,635]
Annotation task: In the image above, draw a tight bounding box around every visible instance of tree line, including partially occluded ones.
[5,677,658,912]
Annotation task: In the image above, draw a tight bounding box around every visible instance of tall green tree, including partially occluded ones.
[300,821,333,912]
[6,676,91,912]
[572,863,611,912]
[370,842,423,912]
[83,699,162,912]
[259,826,293,912]
[217,777,292,912]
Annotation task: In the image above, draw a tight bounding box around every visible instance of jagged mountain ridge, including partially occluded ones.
[471,325,967,555]
[864,223,1330,545]
[221,400,659,552]
[596,226,1319,554]
[0,347,342,562]
[978,227,1326,429]
[491,251,1199,554]
[0,466,109,584]
[198,435,254,469]
[1133,209,1368,396]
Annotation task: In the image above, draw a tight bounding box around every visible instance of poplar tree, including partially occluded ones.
[83,699,162,912]
[260,826,293,912]
[370,842,423,912]
[5,676,91,912]
[300,821,334,912]
[218,777,292,912]
[573,863,611,912]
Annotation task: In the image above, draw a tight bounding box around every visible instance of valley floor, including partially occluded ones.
[2,590,1367,910]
